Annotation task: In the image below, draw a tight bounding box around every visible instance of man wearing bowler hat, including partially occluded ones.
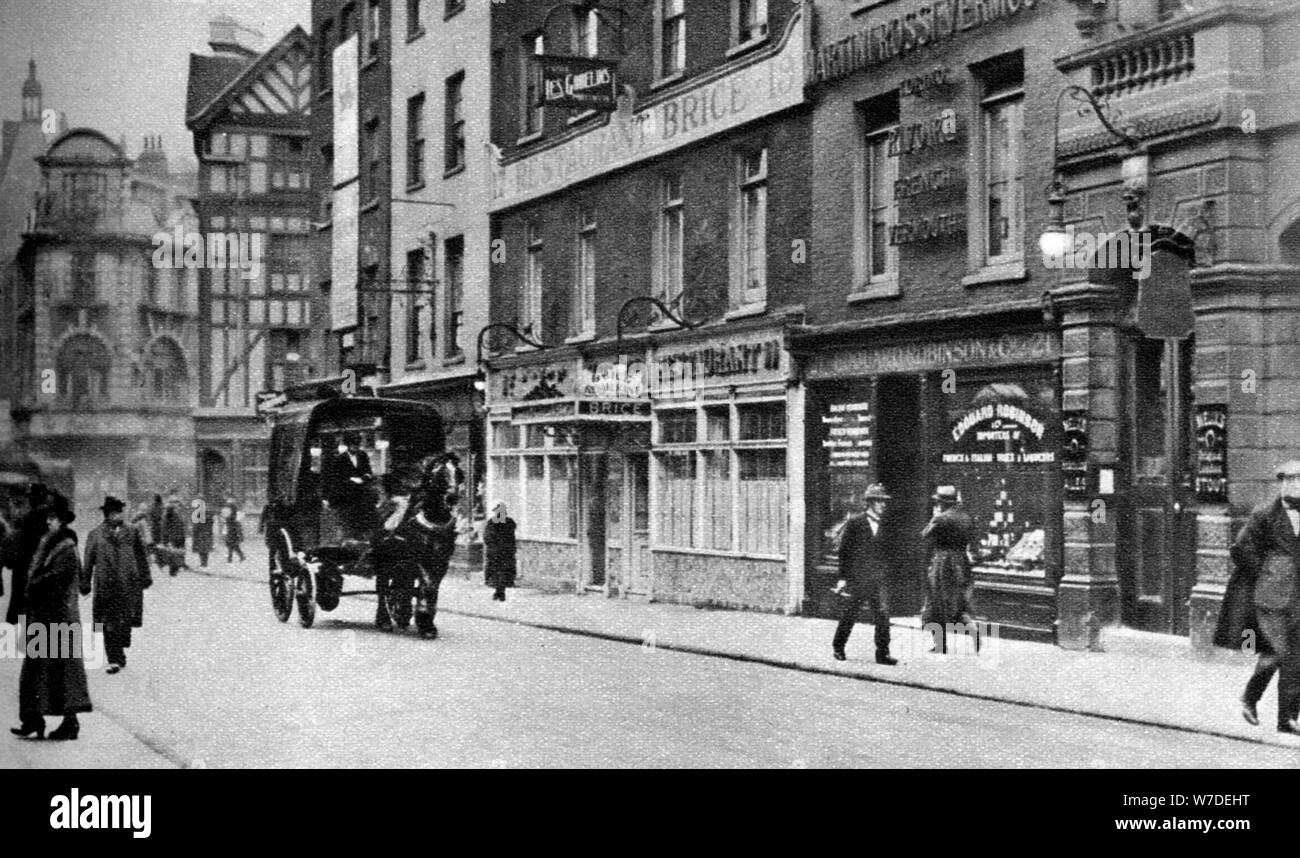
[1217,460,1300,733]
[832,483,898,665]
[82,496,152,674]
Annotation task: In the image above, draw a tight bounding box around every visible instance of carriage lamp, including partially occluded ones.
[1038,180,1072,261]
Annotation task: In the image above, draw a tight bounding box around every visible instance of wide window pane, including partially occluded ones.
[739,402,786,440]
[549,455,577,539]
[523,456,546,537]
[738,449,786,554]
[656,451,695,548]
[702,451,732,551]
[659,409,696,444]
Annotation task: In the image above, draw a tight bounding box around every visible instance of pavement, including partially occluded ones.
[1,542,1297,767]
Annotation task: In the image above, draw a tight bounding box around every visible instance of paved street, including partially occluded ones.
[2,556,1297,768]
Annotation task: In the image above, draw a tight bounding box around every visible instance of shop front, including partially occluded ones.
[485,324,799,612]
[799,323,1063,641]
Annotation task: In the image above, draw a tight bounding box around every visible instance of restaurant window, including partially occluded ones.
[492,456,520,526]
[655,172,684,311]
[520,32,545,136]
[522,222,544,337]
[732,147,767,309]
[978,54,1025,267]
[523,455,547,537]
[406,92,425,187]
[658,409,696,444]
[733,0,767,46]
[655,0,686,80]
[549,455,578,539]
[405,246,426,364]
[444,235,464,358]
[573,206,596,337]
[445,72,465,172]
[737,449,785,555]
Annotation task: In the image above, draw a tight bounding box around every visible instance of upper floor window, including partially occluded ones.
[407,0,423,38]
[444,235,464,358]
[733,147,767,309]
[733,0,768,46]
[445,72,466,172]
[573,207,596,337]
[446,0,465,17]
[857,92,899,292]
[71,251,96,303]
[340,3,357,42]
[979,57,1025,267]
[574,7,599,57]
[405,246,427,364]
[365,118,383,200]
[523,222,544,336]
[146,339,188,404]
[655,173,684,310]
[366,0,382,60]
[521,33,545,136]
[318,18,334,88]
[407,92,426,187]
[656,0,686,80]
[57,335,110,404]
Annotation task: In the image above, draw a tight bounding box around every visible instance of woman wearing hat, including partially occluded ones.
[83,496,152,674]
[483,502,518,602]
[920,486,979,654]
[11,492,91,741]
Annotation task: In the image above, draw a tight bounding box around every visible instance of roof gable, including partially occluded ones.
[187,26,312,130]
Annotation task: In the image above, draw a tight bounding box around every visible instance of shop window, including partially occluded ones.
[702,451,732,551]
[738,402,785,441]
[492,421,519,450]
[705,406,731,442]
[525,425,548,449]
[659,409,697,444]
[656,451,695,548]
[549,455,578,539]
[492,456,520,515]
[523,455,547,537]
[738,449,786,555]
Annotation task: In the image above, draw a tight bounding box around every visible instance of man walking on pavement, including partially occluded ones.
[1217,460,1300,734]
[161,493,187,576]
[82,496,152,674]
[832,483,898,666]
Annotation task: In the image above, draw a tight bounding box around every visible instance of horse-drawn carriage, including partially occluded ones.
[262,396,445,629]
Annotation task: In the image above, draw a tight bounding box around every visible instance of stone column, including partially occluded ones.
[1055,289,1121,650]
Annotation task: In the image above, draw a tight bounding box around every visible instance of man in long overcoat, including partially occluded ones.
[82,496,152,673]
[1216,460,1300,733]
[831,483,898,666]
[160,494,187,576]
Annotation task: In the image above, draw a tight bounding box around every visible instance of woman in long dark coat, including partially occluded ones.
[11,493,90,741]
[483,502,517,602]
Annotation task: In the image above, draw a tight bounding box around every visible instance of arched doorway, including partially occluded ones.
[200,449,229,508]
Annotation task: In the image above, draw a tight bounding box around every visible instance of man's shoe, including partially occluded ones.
[1278,719,1300,735]
[106,664,122,675]
[1241,700,1260,727]
[832,648,847,662]
[875,653,899,666]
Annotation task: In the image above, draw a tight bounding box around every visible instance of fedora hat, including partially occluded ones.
[862,483,892,502]
[931,485,960,504]
[1277,460,1300,479]
[100,495,126,514]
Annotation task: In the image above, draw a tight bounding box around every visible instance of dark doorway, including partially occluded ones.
[875,375,928,615]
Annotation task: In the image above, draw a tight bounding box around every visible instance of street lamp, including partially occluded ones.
[614,296,702,354]
[1041,85,1144,261]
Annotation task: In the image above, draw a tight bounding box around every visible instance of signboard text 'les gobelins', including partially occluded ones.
[536,55,618,111]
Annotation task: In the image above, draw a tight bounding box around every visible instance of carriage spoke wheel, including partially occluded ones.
[295,563,316,629]
[270,541,294,623]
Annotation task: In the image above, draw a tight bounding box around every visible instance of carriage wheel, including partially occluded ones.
[296,563,316,629]
[270,539,294,623]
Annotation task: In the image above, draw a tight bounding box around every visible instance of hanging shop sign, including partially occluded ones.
[1061,412,1089,496]
[806,0,1046,86]
[808,331,1059,380]
[1195,405,1228,503]
[822,400,875,471]
[491,12,804,210]
[536,55,619,111]
[943,401,1056,465]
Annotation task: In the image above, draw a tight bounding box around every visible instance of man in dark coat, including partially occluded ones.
[831,483,898,666]
[83,496,152,673]
[12,492,90,741]
[191,502,214,569]
[160,494,187,576]
[147,494,164,572]
[921,485,979,654]
[483,501,518,602]
[328,433,375,540]
[1216,461,1300,734]
[6,482,50,625]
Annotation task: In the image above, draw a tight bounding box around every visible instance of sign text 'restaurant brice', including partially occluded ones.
[807,0,1047,86]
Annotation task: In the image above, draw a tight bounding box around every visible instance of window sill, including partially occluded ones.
[406,27,426,44]
[962,260,1027,287]
[514,344,540,354]
[315,219,332,232]
[725,302,767,321]
[848,276,900,303]
[443,163,466,180]
[650,545,785,562]
[405,360,428,372]
[567,110,598,126]
[406,180,426,193]
[362,55,381,72]
[443,352,467,367]
[725,35,769,59]
[565,332,596,345]
[317,87,333,103]
[444,4,465,20]
[515,131,544,147]
[360,197,381,214]
[650,71,686,91]
[517,535,580,546]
